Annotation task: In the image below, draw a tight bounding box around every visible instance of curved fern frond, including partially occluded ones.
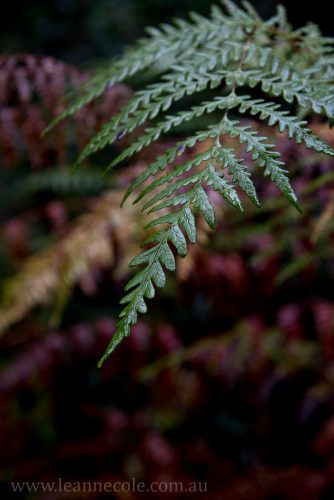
[221,119,301,210]
[46,0,334,365]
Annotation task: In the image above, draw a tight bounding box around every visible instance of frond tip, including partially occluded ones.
[48,0,334,365]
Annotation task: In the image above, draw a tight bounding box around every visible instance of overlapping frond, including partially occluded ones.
[46,0,334,365]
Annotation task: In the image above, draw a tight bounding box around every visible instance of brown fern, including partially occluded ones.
[0,54,131,167]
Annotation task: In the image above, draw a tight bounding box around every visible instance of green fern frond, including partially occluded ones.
[122,127,219,205]
[220,118,301,210]
[46,0,334,365]
[16,167,108,197]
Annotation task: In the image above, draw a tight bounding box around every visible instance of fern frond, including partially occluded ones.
[97,204,196,367]
[221,118,301,210]
[14,167,109,199]
[46,0,334,365]
[122,127,219,205]
[237,98,334,157]
[105,93,243,172]
[45,0,259,134]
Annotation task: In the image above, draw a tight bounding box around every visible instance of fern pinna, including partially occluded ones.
[47,0,334,366]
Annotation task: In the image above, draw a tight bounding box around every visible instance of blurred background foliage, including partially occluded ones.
[1,1,334,499]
